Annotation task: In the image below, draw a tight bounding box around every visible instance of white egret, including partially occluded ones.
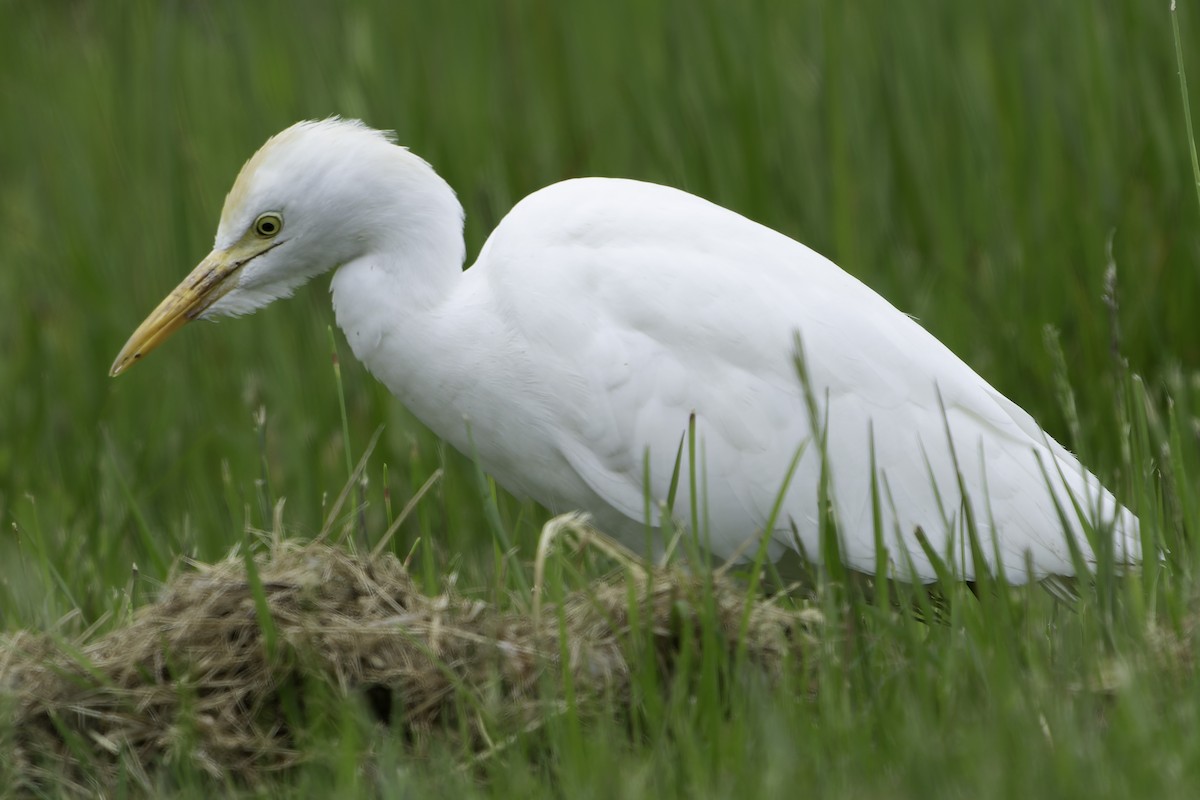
[111,119,1139,582]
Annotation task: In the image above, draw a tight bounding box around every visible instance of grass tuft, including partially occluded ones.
[2,525,817,795]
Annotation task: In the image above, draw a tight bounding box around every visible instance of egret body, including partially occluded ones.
[111,119,1139,582]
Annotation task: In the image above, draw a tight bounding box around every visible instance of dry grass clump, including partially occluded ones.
[0,517,819,794]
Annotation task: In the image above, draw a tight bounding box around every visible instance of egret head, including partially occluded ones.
[110,118,458,376]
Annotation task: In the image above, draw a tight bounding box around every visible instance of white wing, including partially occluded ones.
[468,178,1138,582]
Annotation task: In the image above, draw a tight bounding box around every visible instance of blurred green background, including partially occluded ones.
[0,0,1196,624]
[5,2,1200,796]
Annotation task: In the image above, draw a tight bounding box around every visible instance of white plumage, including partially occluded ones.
[111,119,1140,583]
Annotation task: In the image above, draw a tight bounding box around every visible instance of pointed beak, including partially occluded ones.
[109,248,245,376]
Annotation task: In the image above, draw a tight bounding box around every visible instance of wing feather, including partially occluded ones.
[475,177,1138,581]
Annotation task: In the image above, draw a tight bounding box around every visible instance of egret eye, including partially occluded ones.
[253,213,283,237]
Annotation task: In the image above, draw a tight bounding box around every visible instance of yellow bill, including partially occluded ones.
[109,248,247,376]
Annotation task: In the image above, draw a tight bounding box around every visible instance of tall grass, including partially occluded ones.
[1,0,1199,796]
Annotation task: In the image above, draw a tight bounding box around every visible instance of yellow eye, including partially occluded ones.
[253,213,283,237]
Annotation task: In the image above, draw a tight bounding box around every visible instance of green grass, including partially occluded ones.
[2,0,1200,796]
